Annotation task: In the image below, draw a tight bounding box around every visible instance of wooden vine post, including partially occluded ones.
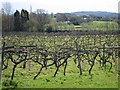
[75,40,82,75]
[0,42,5,85]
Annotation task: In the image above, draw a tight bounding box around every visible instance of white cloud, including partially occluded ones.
[0,0,119,13]
[28,0,119,13]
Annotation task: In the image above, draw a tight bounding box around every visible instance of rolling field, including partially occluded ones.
[53,21,119,31]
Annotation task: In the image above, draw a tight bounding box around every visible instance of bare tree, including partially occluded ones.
[35,9,50,32]
[2,2,13,32]
[2,2,12,15]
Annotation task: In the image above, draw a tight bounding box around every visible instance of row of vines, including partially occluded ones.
[1,34,120,82]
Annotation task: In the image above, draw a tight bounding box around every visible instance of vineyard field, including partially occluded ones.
[1,32,120,89]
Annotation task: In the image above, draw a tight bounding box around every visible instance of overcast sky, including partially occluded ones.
[0,0,120,13]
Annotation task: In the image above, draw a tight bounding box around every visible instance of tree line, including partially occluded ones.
[2,3,50,32]
[1,2,119,32]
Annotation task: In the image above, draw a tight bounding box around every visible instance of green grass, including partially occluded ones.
[80,21,119,30]
[49,21,119,30]
[2,59,118,88]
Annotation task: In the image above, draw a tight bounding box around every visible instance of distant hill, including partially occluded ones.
[68,11,117,17]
